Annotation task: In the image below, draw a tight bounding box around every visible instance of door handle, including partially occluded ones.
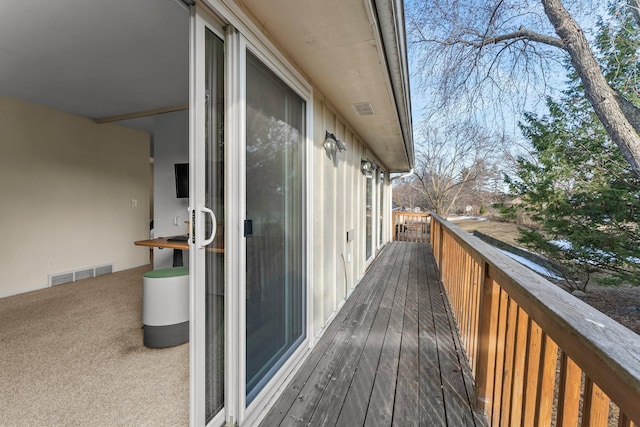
[199,206,217,248]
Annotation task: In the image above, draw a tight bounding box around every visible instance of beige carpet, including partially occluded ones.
[0,266,189,427]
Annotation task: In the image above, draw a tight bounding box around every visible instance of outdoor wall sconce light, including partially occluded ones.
[361,159,375,178]
[323,131,346,154]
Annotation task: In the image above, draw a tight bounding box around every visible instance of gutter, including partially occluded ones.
[390,168,414,181]
[370,0,415,170]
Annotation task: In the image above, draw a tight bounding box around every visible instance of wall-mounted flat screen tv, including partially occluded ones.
[174,163,189,199]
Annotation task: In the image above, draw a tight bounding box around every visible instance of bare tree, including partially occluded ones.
[408,0,640,177]
[627,0,640,26]
[392,179,430,210]
[410,121,500,216]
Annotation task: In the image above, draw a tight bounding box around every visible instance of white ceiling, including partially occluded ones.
[0,0,189,131]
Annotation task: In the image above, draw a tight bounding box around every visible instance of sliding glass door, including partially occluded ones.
[245,51,306,404]
[190,11,226,427]
[378,170,385,248]
[204,28,225,423]
[191,8,309,424]
[365,171,374,261]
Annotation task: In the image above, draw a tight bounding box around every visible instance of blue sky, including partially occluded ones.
[403,0,608,152]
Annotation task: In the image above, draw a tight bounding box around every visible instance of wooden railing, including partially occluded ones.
[429,213,640,427]
[392,211,431,243]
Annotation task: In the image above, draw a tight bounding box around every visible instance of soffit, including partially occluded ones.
[239,0,411,171]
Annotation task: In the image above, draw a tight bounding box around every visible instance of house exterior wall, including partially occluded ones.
[310,92,388,338]
[0,95,150,298]
[205,0,398,343]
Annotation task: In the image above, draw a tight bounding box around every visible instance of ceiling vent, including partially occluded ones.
[351,102,375,116]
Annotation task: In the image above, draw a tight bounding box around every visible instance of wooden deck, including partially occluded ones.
[260,241,487,427]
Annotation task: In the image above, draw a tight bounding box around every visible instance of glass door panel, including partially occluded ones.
[204,28,225,423]
[366,173,373,260]
[378,171,384,247]
[245,51,306,404]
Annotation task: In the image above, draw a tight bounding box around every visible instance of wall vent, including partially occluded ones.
[95,264,112,276]
[74,269,95,281]
[48,263,113,286]
[351,102,375,116]
[50,272,74,286]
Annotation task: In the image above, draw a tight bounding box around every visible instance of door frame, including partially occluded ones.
[189,6,228,427]
[363,158,375,267]
[237,35,315,427]
[189,2,315,425]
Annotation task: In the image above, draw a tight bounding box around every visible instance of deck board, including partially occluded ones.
[363,244,409,426]
[260,242,487,427]
[393,244,420,426]
[308,245,404,426]
[261,244,398,427]
[418,244,448,426]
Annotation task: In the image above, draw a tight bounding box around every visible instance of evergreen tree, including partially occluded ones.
[507,99,640,289]
[503,4,640,290]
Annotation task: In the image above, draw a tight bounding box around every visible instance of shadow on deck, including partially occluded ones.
[261,241,487,426]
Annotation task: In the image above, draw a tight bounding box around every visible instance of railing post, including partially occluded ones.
[429,216,436,257]
[437,222,443,271]
[391,212,394,242]
[474,265,500,418]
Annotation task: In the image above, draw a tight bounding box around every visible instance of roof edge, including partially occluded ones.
[370,0,414,169]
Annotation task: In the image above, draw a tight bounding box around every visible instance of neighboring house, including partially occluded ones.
[0,0,413,425]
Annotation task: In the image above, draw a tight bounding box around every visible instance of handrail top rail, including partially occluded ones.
[392,211,431,216]
[430,213,640,413]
